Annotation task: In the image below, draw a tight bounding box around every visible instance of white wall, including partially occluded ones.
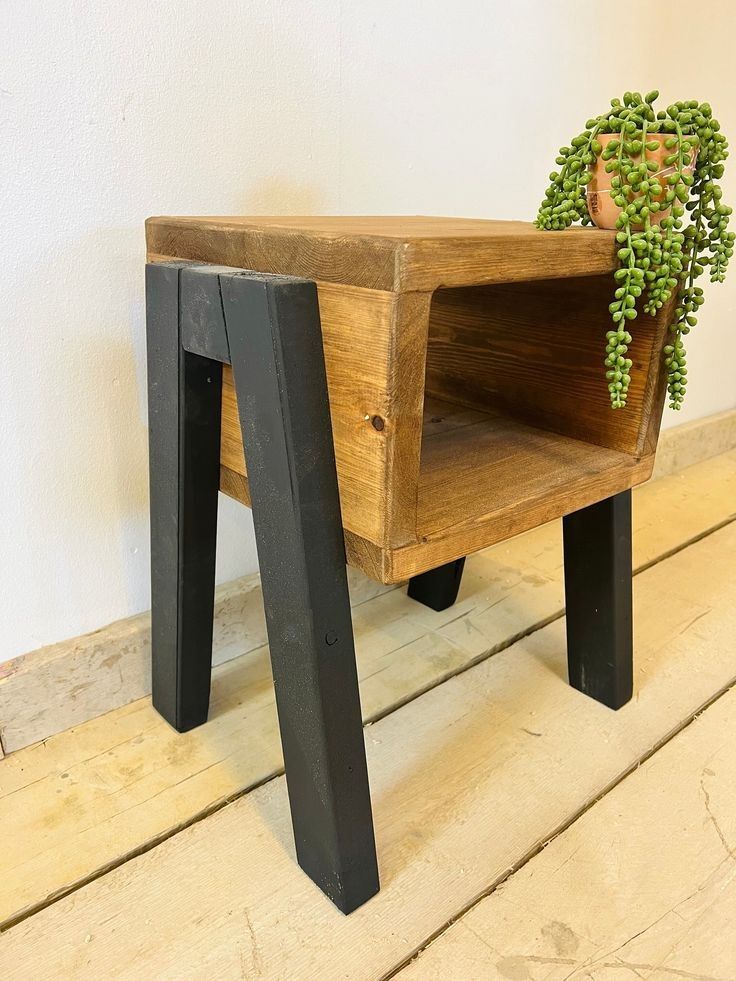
[2,0,734,663]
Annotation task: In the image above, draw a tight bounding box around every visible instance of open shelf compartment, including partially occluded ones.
[418,397,639,541]
[407,274,670,570]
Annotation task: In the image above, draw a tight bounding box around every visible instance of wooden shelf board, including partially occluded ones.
[417,397,643,541]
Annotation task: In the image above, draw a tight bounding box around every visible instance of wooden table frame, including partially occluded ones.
[146,258,635,915]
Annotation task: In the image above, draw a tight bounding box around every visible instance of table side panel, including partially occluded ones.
[220,465,392,583]
[381,291,432,548]
[220,281,399,547]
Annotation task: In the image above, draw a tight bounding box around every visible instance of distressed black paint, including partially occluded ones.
[563,490,633,710]
[408,557,466,612]
[146,263,222,732]
[146,262,379,914]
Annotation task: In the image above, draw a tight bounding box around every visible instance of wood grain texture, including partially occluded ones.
[223,394,656,583]
[220,280,398,546]
[146,216,618,292]
[398,685,736,980]
[3,519,735,977]
[1,454,734,940]
[382,291,433,546]
[219,465,392,582]
[386,399,655,581]
[425,276,671,456]
[418,399,645,538]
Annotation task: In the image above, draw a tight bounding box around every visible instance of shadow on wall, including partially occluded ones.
[239,178,325,215]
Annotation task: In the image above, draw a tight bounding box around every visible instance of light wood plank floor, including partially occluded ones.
[398,685,736,980]
[1,450,735,979]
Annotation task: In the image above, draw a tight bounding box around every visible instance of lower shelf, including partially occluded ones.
[219,396,654,585]
[392,396,652,579]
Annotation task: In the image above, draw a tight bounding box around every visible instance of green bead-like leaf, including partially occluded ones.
[535,90,732,412]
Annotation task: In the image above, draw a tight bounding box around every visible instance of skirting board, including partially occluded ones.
[0,567,394,756]
[652,407,736,480]
[1,407,734,756]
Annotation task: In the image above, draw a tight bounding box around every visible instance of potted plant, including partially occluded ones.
[536,91,734,410]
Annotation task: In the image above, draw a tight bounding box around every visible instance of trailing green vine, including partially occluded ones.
[536,91,734,410]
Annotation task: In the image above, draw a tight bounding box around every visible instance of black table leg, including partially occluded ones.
[220,270,379,914]
[408,557,466,612]
[146,263,222,733]
[146,262,379,913]
[563,490,633,710]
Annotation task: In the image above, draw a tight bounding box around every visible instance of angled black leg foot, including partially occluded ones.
[221,271,379,914]
[408,558,466,612]
[146,263,222,732]
[563,490,633,710]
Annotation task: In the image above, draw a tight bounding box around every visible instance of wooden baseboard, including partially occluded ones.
[1,407,734,756]
[0,569,394,755]
[653,407,736,479]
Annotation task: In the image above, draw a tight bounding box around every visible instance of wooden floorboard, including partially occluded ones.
[1,451,734,930]
[1,511,735,979]
[397,685,736,981]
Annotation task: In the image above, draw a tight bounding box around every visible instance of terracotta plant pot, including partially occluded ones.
[586,133,695,230]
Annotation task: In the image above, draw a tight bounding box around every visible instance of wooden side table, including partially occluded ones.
[145,216,673,913]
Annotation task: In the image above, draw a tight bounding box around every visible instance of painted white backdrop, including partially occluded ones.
[2,0,735,663]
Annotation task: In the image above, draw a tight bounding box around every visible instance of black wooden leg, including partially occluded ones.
[563,490,633,710]
[146,263,222,732]
[220,271,379,914]
[408,558,466,612]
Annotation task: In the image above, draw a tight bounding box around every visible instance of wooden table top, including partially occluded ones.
[146,215,618,292]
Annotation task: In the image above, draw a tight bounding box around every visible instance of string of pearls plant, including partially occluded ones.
[536,91,734,410]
